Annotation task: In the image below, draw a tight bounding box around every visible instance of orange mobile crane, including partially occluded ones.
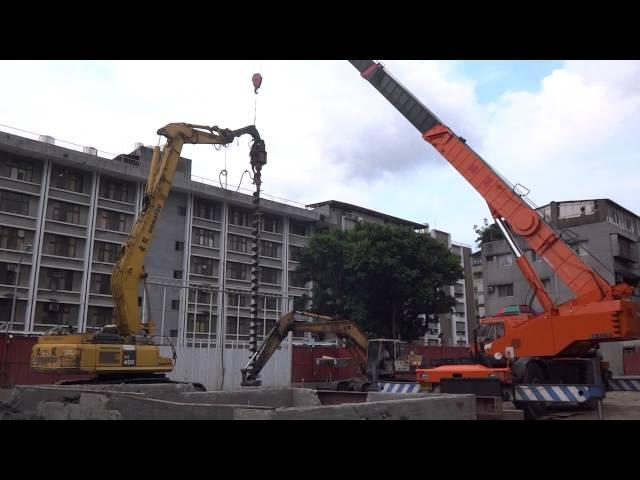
[349,60,640,418]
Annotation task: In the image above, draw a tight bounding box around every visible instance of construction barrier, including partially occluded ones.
[515,384,604,403]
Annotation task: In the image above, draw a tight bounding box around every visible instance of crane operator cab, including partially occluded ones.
[474,305,536,367]
[366,339,410,378]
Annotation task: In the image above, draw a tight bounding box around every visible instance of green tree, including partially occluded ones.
[473,218,503,247]
[296,223,463,341]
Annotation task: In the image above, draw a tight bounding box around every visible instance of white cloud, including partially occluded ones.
[0,60,638,247]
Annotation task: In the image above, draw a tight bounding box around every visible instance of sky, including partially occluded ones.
[1,60,639,248]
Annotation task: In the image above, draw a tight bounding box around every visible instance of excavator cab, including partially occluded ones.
[366,339,410,378]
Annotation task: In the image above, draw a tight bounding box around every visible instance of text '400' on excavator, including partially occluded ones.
[30,123,266,387]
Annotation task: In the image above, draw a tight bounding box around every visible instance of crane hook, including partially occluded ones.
[252,73,263,94]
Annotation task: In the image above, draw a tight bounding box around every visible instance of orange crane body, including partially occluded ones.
[350,61,640,409]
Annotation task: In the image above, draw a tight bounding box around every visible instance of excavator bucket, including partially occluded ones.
[241,368,262,387]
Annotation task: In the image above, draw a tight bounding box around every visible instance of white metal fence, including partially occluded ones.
[146,277,295,390]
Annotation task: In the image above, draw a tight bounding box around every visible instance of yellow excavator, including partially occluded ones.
[30,123,266,386]
[241,311,413,391]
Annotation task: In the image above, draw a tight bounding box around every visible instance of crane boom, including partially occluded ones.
[349,60,616,307]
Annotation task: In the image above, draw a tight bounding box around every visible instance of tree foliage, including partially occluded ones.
[297,223,464,341]
[473,218,504,247]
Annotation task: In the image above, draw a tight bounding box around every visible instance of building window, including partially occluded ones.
[52,166,84,193]
[0,190,30,215]
[456,321,466,335]
[187,313,215,334]
[228,206,251,227]
[48,200,82,224]
[45,234,78,258]
[171,300,180,310]
[263,296,278,311]
[0,262,18,285]
[175,241,184,252]
[289,220,308,237]
[189,290,215,304]
[0,226,26,251]
[260,267,281,285]
[177,206,187,216]
[471,255,482,266]
[86,306,112,329]
[225,316,252,337]
[261,214,281,234]
[497,253,513,267]
[228,292,250,307]
[497,284,514,297]
[289,270,307,288]
[227,261,250,281]
[100,177,134,203]
[260,240,281,259]
[0,157,35,182]
[193,228,219,249]
[97,209,131,232]
[174,270,183,279]
[39,302,74,326]
[94,241,120,263]
[42,268,75,291]
[90,273,112,295]
[194,198,221,221]
[473,271,482,279]
[191,256,219,277]
[569,240,589,256]
[228,234,249,253]
[525,249,540,263]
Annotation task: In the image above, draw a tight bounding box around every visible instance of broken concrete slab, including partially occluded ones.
[5,385,478,420]
[171,387,321,408]
[240,394,476,420]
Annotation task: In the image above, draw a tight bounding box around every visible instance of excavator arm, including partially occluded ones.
[349,60,623,308]
[111,123,266,337]
[241,311,369,386]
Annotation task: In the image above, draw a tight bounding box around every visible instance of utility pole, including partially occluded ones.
[9,244,32,332]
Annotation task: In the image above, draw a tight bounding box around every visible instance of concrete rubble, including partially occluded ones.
[0,385,478,420]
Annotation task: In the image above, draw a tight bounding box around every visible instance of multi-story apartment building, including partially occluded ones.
[0,131,319,350]
[426,229,476,347]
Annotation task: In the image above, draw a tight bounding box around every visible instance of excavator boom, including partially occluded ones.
[241,311,369,386]
[112,123,266,337]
